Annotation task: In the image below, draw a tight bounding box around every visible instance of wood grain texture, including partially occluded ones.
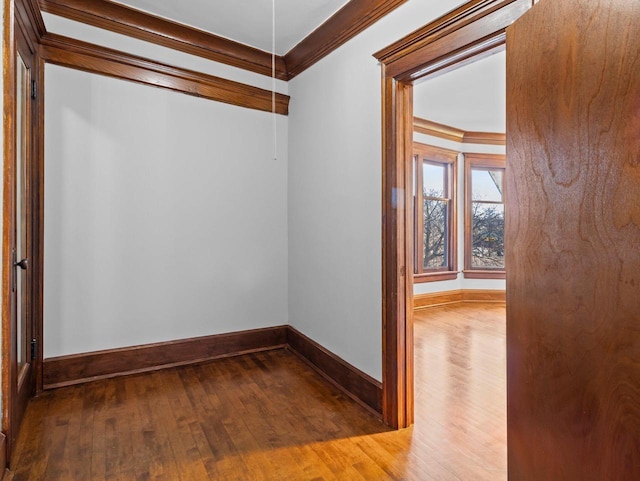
[284,0,408,79]
[506,0,640,479]
[43,326,288,389]
[7,304,507,481]
[414,289,505,309]
[286,326,383,416]
[39,33,290,115]
[414,117,505,146]
[39,0,288,79]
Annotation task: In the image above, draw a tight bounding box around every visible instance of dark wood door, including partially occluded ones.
[7,25,37,458]
[506,0,640,479]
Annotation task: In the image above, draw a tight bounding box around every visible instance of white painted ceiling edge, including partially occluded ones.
[414,50,506,133]
[112,0,351,55]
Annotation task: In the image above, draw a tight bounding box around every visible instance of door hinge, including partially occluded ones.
[31,80,37,100]
[30,338,37,360]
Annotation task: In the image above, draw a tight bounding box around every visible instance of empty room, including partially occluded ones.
[1,0,638,480]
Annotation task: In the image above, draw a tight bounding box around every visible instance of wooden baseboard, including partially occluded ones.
[0,432,6,480]
[286,326,383,418]
[43,326,288,389]
[43,324,383,420]
[414,289,506,309]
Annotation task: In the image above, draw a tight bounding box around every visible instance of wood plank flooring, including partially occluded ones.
[6,303,506,480]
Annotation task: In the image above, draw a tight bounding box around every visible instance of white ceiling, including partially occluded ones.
[112,0,351,55]
[413,50,506,133]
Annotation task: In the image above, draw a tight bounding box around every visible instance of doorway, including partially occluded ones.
[373,0,531,429]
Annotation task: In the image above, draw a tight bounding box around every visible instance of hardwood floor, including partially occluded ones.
[7,303,506,480]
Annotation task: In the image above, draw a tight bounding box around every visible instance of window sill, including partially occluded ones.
[463,270,505,280]
[414,271,459,283]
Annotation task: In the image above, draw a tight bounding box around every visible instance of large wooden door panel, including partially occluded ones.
[506,0,640,479]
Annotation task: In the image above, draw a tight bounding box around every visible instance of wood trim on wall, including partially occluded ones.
[39,33,290,115]
[2,0,17,460]
[414,117,505,146]
[374,0,531,81]
[43,324,384,419]
[284,0,408,79]
[39,0,289,79]
[286,326,383,417]
[40,0,409,81]
[376,0,531,429]
[15,0,46,47]
[414,289,505,309]
[43,326,289,389]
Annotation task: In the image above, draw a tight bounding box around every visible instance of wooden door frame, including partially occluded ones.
[374,0,533,428]
[2,0,44,461]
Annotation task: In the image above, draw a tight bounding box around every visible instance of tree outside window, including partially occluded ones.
[413,144,458,282]
[464,154,506,279]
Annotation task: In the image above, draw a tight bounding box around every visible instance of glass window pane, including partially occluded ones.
[423,162,445,198]
[472,168,503,202]
[423,199,448,269]
[471,203,504,268]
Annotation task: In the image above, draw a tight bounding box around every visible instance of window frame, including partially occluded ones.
[464,153,506,279]
[412,143,458,283]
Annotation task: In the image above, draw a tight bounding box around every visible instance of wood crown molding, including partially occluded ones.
[414,289,505,309]
[42,325,383,417]
[16,0,47,46]
[39,0,289,80]
[414,117,505,145]
[39,33,290,115]
[284,0,408,79]
[39,0,408,81]
[374,0,531,81]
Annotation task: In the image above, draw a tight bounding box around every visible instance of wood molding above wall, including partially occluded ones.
[16,0,46,46]
[284,0,408,79]
[414,117,505,145]
[39,0,289,79]
[414,289,506,309]
[40,33,290,115]
[39,0,408,81]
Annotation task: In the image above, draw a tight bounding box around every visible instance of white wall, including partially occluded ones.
[288,0,466,382]
[44,65,288,357]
